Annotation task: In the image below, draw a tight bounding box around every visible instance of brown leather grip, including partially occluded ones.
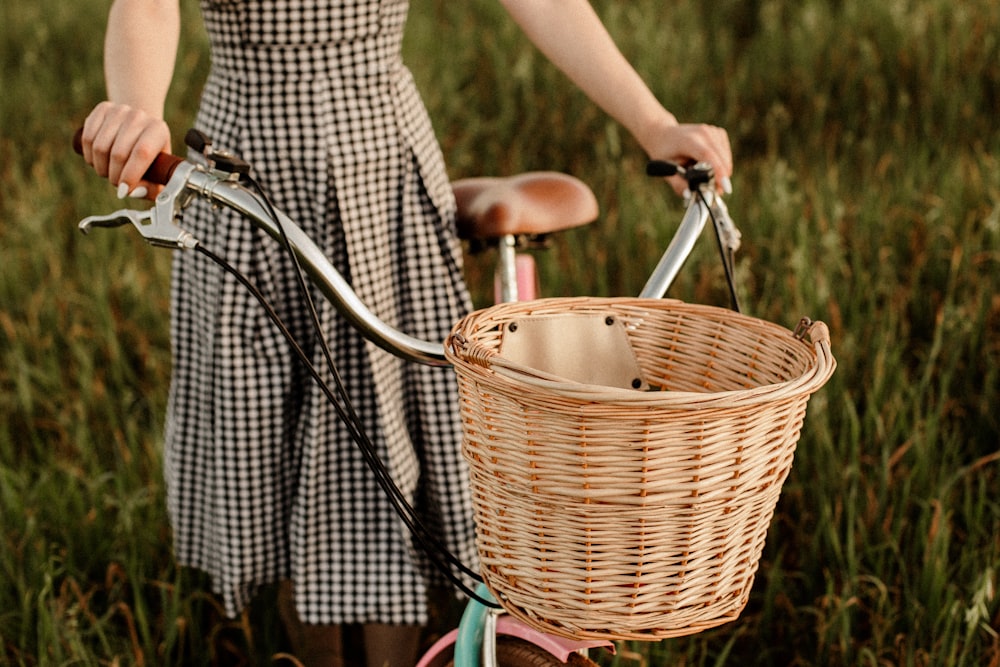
[73,127,184,185]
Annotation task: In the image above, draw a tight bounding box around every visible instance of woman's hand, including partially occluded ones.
[80,0,180,200]
[643,118,733,197]
[80,101,172,200]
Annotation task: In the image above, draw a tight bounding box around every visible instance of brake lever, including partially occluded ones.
[710,195,741,256]
[79,161,200,249]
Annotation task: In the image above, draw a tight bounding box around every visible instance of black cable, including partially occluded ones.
[697,189,742,313]
[197,180,498,606]
[648,161,742,312]
[246,180,481,577]
[194,243,497,606]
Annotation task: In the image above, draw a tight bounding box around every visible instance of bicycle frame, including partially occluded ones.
[77,146,739,666]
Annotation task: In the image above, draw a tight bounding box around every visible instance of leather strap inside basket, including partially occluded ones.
[498,312,648,390]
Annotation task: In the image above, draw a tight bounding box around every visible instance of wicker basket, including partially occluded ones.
[444,297,836,641]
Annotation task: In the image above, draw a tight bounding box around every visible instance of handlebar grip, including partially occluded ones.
[646,160,682,178]
[73,128,185,186]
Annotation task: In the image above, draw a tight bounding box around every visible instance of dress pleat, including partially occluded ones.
[163,0,477,624]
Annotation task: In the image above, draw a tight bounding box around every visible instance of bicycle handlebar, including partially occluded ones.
[71,128,740,366]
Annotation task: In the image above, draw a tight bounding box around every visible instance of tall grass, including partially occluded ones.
[2,0,998,664]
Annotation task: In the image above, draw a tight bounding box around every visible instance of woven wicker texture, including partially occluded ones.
[445,297,836,640]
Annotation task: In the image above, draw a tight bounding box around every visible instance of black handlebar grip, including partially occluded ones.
[646,160,682,178]
[73,127,185,186]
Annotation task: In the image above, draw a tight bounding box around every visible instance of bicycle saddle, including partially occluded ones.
[452,172,599,240]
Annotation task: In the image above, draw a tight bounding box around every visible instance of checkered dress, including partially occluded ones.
[163,0,477,624]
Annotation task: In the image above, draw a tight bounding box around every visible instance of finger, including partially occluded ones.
[108,105,169,188]
[97,108,170,192]
[87,103,142,181]
[711,125,734,179]
[80,102,116,177]
[110,120,153,187]
[693,125,731,177]
[713,127,734,194]
[119,123,171,195]
[127,178,165,201]
[116,183,150,200]
[104,116,150,188]
[683,125,732,193]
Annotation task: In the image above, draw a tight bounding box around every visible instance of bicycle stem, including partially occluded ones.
[638,187,738,299]
[639,191,712,298]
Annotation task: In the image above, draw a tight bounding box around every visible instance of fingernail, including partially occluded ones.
[129,186,148,199]
[116,182,129,199]
[722,177,733,195]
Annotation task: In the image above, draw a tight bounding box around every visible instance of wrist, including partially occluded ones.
[635,109,679,157]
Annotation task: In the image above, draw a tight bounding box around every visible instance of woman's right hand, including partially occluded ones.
[80,101,172,200]
[642,119,734,197]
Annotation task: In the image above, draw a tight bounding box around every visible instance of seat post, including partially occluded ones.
[495,234,519,303]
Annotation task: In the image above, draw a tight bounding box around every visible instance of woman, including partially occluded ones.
[79,1,732,665]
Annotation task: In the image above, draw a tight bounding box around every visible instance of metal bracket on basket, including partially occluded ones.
[793,317,814,340]
[793,317,832,346]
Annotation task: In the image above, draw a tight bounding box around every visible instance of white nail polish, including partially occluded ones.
[722,177,733,195]
[129,186,148,199]
[117,182,129,199]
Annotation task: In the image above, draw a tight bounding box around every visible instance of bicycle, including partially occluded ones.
[73,128,828,666]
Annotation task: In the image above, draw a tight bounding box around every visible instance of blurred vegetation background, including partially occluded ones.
[1,0,998,664]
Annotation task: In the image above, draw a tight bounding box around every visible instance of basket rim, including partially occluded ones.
[446,297,836,407]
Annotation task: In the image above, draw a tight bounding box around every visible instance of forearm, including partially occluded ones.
[498,0,677,155]
[104,0,181,116]
[80,0,180,193]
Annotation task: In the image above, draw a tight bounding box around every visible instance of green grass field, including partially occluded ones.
[2,0,998,664]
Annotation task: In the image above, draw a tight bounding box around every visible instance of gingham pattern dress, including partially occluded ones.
[163,0,477,624]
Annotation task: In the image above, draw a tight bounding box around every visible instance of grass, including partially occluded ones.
[2,0,998,664]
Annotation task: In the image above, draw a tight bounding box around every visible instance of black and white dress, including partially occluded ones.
[164,0,477,624]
